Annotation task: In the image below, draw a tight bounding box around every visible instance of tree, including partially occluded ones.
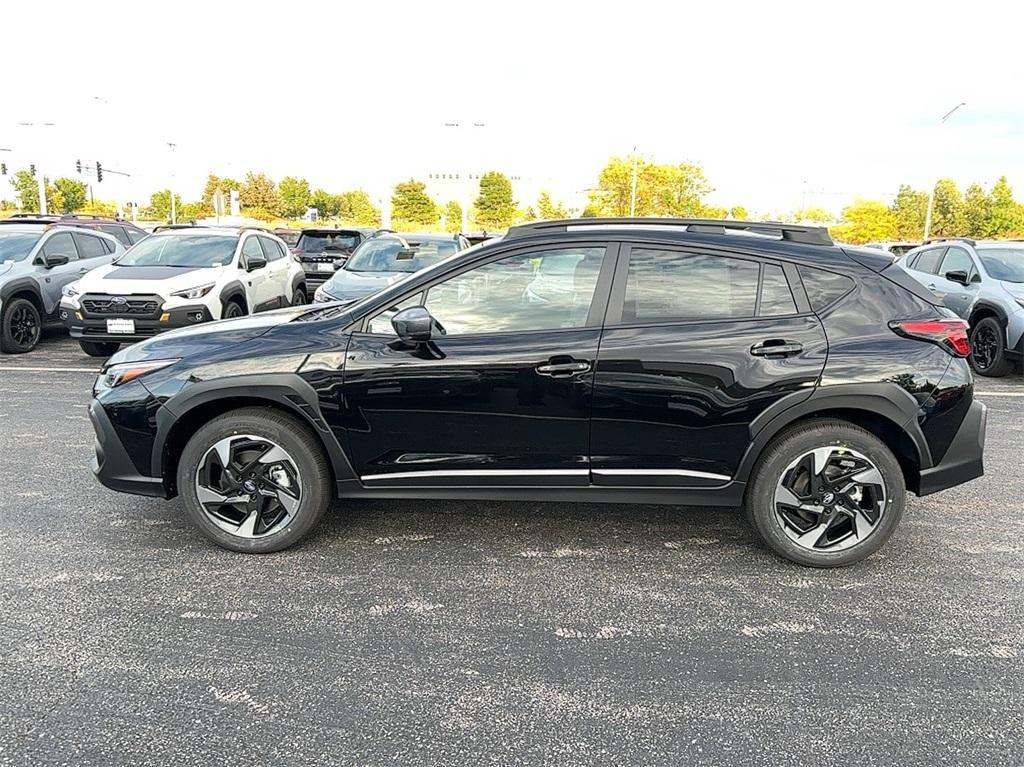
[310,188,340,218]
[202,173,241,214]
[442,200,463,230]
[830,199,897,244]
[145,190,183,221]
[474,171,516,229]
[391,179,438,226]
[930,178,963,237]
[793,206,833,223]
[987,176,1024,237]
[8,170,64,213]
[729,206,748,220]
[961,183,992,238]
[277,176,311,219]
[537,191,570,220]
[891,184,929,240]
[336,190,381,226]
[587,156,712,217]
[240,172,281,215]
[52,177,88,213]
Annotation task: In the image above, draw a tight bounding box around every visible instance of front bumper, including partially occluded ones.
[65,303,213,343]
[917,399,987,496]
[89,398,168,498]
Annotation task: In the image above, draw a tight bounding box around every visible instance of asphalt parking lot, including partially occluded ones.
[1,333,1022,766]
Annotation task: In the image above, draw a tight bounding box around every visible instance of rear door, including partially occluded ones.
[903,246,945,299]
[258,235,291,304]
[239,234,274,311]
[589,243,828,486]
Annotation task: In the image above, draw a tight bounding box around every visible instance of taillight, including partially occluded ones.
[889,319,971,357]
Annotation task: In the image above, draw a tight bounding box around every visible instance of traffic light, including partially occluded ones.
[29,164,36,177]
[0,163,6,176]
[96,162,103,183]
[76,159,82,174]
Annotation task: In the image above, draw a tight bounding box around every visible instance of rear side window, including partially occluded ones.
[759,264,797,316]
[913,248,944,275]
[127,229,148,244]
[73,233,110,259]
[259,236,285,261]
[100,225,132,246]
[623,249,759,321]
[798,267,855,310]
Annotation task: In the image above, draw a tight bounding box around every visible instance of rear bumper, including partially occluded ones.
[89,399,168,498]
[917,399,986,496]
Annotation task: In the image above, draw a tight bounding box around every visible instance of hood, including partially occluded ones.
[77,263,222,294]
[0,260,16,278]
[111,305,313,364]
[321,270,407,300]
[1001,281,1024,302]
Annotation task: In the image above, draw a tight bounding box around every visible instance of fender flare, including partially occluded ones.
[968,300,1008,327]
[153,373,357,493]
[734,382,933,484]
[218,280,248,314]
[0,277,46,314]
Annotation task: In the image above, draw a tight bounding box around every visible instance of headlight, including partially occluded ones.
[62,284,80,299]
[170,283,216,300]
[94,358,180,395]
[313,286,332,303]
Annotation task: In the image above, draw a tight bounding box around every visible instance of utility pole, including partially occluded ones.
[923,102,966,240]
[17,121,56,214]
[167,141,177,224]
[629,147,639,217]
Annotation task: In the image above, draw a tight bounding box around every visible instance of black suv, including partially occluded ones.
[3,213,148,248]
[87,218,986,566]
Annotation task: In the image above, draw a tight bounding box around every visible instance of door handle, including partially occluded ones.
[927,283,937,290]
[750,340,803,357]
[536,360,591,377]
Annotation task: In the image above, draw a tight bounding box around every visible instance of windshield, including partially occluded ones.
[978,247,1024,283]
[0,231,43,262]
[344,238,457,274]
[297,231,360,254]
[115,234,237,267]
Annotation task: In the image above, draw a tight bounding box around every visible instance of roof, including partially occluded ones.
[506,218,833,247]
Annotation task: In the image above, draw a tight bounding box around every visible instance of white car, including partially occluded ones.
[61,226,306,356]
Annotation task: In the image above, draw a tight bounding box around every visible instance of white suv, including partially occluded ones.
[61,226,306,356]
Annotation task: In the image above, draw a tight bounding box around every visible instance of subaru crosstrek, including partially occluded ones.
[62,226,306,356]
[896,237,1024,376]
[87,218,986,567]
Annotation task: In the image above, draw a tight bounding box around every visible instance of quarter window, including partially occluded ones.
[622,248,759,322]
[421,247,606,335]
[40,232,78,261]
[798,267,855,310]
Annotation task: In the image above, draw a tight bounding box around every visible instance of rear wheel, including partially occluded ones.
[176,407,332,553]
[1,297,42,354]
[745,419,905,567]
[222,299,246,319]
[79,340,120,357]
[969,316,1012,377]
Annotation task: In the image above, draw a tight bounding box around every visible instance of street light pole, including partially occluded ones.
[167,141,177,224]
[17,121,56,214]
[629,147,639,217]
[923,102,966,241]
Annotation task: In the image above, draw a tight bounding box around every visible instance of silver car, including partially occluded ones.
[897,237,1024,376]
[0,221,123,353]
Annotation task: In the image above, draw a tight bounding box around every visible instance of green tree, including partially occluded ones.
[336,190,381,226]
[10,170,39,210]
[392,180,438,226]
[277,176,312,219]
[729,206,748,220]
[587,156,712,217]
[240,172,281,215]
[961,183,992,238]
[201,173,241,214]
[145,190,183,221]
[309,188,339,218]
[930,178,963,237]
[442,200,463,230]
[52,177,88,213]
[891,184,929,240]
[474,171,516,229]
[987,176,1024,236]
[793,206,833,223]
[830,199,897,244]
[537,191,570,220]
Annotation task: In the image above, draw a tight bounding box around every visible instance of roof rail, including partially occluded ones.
[924,236,976,246]
[59,213,124,222]
[4,213,61,221]
[505,217,834,246]
[152,223,208,232]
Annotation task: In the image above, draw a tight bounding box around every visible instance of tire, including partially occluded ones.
[968,316,1012,377]
[222,299,246,319]
[79,340,120,357]
[176,407,332,553]
[745,419,906,567]
[0,297,42,354]
[291,288,306,306]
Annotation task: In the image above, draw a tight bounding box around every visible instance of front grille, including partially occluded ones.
[81,294,163,319]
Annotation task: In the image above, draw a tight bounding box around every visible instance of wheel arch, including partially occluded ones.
[218,281,248,314]
[968,301,1007,329]
[0,278,45,313]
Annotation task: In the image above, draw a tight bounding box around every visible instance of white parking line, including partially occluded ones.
[977,391,1024,397]
[0,366,100,373]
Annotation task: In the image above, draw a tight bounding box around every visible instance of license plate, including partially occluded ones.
[317,262,335,273]
[106,319,135,334]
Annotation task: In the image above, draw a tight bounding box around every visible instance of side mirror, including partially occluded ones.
[945,270,969,286]
[44,253,70,268]
[392,306,442,343]
[246,255,267,272]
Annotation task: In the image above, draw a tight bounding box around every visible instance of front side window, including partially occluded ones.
[116,234,237,268]
[939,247,975,280]
[622,248,759,322]
[418,247,606,335]
[241,236,265,267]
[41,232,78,261]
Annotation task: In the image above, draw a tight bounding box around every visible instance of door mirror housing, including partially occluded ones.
[392,306,442,343]
[246,255,267,272]
[43,253,70,268]
[945,269,969,286]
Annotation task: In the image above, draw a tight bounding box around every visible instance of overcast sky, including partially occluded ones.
[2,0,1022,215]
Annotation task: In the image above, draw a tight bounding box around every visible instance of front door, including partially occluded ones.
[36,231,82,315]
[340,243,615,486]
[930,245,978,319]
[590,243,828,486]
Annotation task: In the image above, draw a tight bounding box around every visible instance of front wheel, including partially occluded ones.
[969,317,1012,377]
[176,407,332,553]
[222,300,246,319]
[745,419,905,567]
[1,297,42,354]
[292,288,306,306]
[79,340,120,357]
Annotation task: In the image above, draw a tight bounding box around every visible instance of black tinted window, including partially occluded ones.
[41,232,78,261]
[99,225,132,246]
[622,248,758,322]
[297,231,361,254]
[913,248,944,275]
[759,264,797,316]
[798,267,855,310]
